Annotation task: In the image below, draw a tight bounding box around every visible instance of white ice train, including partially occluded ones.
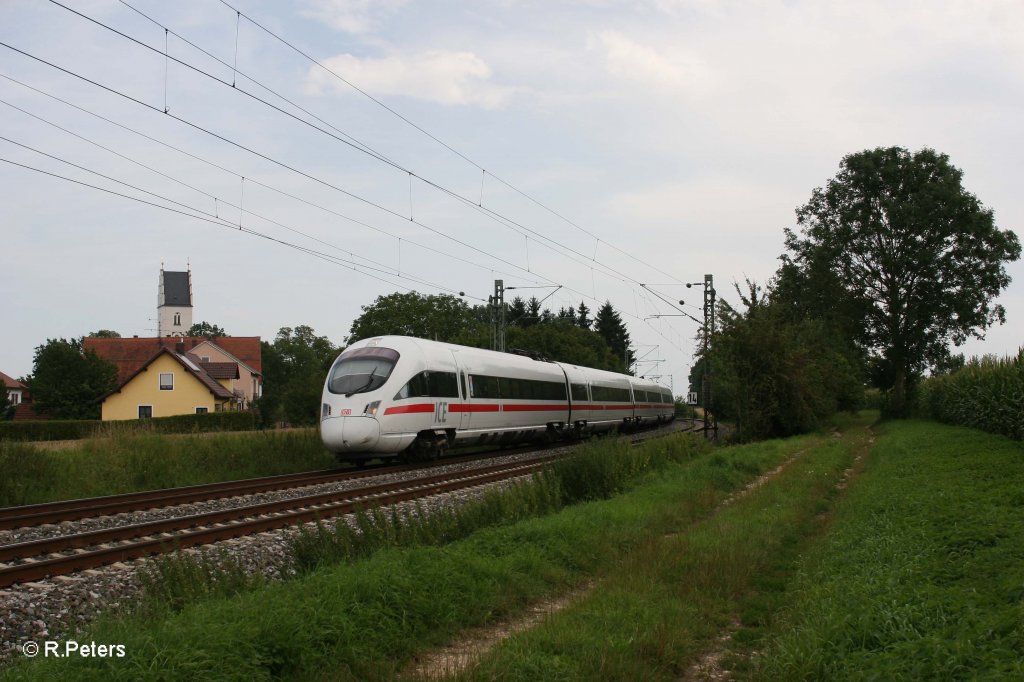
[320,336,675,462]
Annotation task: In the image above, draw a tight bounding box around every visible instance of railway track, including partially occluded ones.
[0,453,555,588]
[0,419,702,588]
[0,450,537,531]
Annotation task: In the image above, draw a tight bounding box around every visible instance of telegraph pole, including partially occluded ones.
[701,274,717,440]
[489,279,506,352]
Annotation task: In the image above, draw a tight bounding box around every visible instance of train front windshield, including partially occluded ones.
[328,347,400,396]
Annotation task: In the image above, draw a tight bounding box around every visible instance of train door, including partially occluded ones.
[449,350,469,432]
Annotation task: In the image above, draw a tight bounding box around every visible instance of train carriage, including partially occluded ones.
[320,336,674,462]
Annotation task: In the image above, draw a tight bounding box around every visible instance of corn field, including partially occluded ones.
[918,349,1024,440]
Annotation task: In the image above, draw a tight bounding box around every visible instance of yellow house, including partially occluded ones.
[100,348,236,420]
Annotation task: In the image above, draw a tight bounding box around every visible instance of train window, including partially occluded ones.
[470,374,501,399]
[327,347,399,396]
[592,385,631,403]
[543,380,567,400]
[394,371,459,399]
[571,383,589,401]
[498,377,566,400]
[503,378,524,399]
[460,372,467,399]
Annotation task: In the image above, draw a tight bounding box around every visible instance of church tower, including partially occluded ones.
[158,262,193,337]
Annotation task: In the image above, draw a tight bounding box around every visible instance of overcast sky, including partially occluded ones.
[2,0,1021,394]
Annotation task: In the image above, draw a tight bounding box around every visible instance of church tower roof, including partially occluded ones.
[160,270,193,307]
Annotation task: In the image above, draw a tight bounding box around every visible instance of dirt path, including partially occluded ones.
[679,425,875,682]
[400,439,821,680]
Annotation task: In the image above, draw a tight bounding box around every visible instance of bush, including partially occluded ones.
[707,281,864,441]
[0,411,258,442]
[0,419,100,441]
[142,410,257,434]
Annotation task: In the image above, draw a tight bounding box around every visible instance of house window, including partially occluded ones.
[201,356,210,363]
[138,405,153,419]
[159,373,174,390]
[173,313,181,326]
[195,407,208,414]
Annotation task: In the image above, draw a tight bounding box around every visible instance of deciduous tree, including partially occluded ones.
[259,326,338,426]
[27,338,118,419]
[186,321,228,338]
[346,292,484,344]
[709,280,863,440]
[782,147,1020,415]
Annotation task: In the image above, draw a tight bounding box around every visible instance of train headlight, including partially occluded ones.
[364,400,381,417]
[321,403,331,419]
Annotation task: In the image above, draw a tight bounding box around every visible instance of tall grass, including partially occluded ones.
[113,434,707,619]
[465,429,860,681]
[1,428,805,681]
[288,434,707,574]
[137,549,267,615]
[754,420,1024,680]
[0,429,333,507]
[918,349,1024,439]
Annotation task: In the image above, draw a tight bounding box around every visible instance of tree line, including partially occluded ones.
[14,147,1019,436]
[696,146,1019,440]
[13,298,637,427]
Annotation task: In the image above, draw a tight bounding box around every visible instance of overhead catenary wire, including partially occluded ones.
[0,155,422,293]
[0,73,544,286]
[42,4,702,363]
[0,44,674,329]
[0,138,473,297]
[48,0,675,295]
[2,23,696,359]
[0,43,558,288]
[3,138,690,355]
[216,0,690,289]
[0,149,486,299]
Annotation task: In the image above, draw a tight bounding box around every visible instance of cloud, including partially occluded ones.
[591,30,712,96]
[304,50,518,109]
[300,0,408,34]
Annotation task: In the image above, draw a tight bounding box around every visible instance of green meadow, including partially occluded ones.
[2,414,1021,681]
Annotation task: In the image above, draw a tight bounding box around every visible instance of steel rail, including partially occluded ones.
[0,456,554,587]
[0,449,529,530]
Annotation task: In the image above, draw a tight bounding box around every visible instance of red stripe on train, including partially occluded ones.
[449,404,500,413]
[501,404,571,412]
[382,404,435,415]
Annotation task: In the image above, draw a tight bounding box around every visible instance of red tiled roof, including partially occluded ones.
[0,370,26,390]
[192,338,263,375]
[84,336,261,383]
[13,402,49,421]
[98,348,236,402]
[195,361,239,380]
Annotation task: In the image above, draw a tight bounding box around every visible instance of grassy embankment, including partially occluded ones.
[0,428,332,507]
[460,413,868,680]
[748,419,1024,680]
[465,418,1024,681]
[6,415,1017,681]
[2,416,849,681]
